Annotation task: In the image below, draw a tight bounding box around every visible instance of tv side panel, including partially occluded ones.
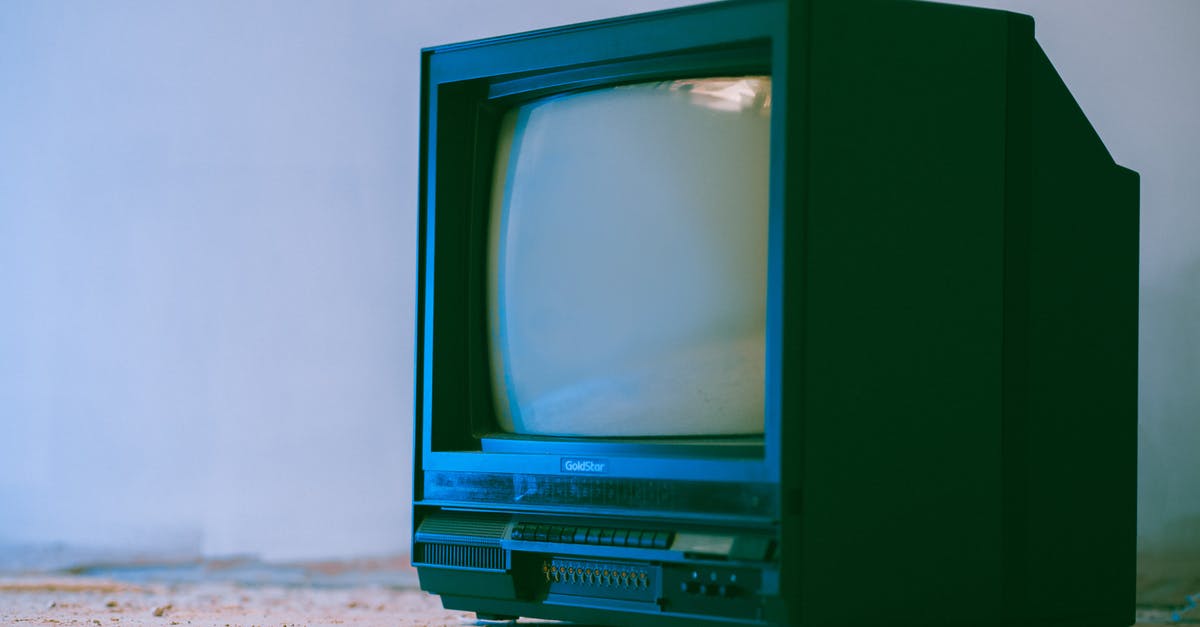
[1021,42,1138,625]
[999,13,1034,626]
[799,1,1010,624]
[774,1,806,622]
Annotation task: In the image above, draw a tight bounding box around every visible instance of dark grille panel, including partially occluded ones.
[415,542,508,571]
[417,512,509,542]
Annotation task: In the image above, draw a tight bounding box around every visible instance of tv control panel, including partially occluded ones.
[413,510,777,624]
[511,521,673,549]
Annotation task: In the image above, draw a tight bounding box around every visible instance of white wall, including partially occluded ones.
[0,0,696,563]
[1,0,1196,564]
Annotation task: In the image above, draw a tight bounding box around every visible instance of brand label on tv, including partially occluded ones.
[561,458,609,474]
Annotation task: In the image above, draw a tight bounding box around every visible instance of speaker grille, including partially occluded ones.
[416,512,509,542]
[414,542,508,571]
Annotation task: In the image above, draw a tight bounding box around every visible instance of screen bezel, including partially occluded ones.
[417,1,790,495]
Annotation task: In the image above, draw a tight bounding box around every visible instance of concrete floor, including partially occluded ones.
[5,547,1196,625]
[0,576,481,626]
[1,576,1191,626]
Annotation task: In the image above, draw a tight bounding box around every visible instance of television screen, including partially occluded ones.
[487,76,771,437]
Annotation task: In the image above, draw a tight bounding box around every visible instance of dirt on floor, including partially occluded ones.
[0,577,482,627]
[1,575,1192,626]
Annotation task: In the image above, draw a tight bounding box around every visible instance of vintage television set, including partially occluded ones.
[412,0,1139,625]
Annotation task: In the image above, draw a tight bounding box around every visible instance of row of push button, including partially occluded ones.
[510,523,673,549]
[681,580,741,598]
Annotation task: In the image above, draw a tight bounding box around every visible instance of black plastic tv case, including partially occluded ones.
[412,0,1139,625]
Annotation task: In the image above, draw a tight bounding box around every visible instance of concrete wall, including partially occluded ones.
[1,0,1196,566]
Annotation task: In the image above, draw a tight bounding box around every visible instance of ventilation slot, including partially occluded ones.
[415,542,508,571]
[416,513,509,541]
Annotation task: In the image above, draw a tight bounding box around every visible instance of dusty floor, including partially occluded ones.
[0,575,1192,626]
[0,576,509,627]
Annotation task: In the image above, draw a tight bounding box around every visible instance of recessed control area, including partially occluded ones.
[542,557,660,602]
[661,564,762,620]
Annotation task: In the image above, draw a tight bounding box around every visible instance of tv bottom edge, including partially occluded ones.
[412,508,783,625]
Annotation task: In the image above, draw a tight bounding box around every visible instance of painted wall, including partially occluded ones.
[0,0,1196,565]
[0,0,696,563]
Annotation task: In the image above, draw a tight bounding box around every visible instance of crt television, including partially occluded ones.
[412,0,1139,625]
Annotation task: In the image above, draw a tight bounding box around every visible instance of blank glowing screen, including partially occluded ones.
[488,77,770,437]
